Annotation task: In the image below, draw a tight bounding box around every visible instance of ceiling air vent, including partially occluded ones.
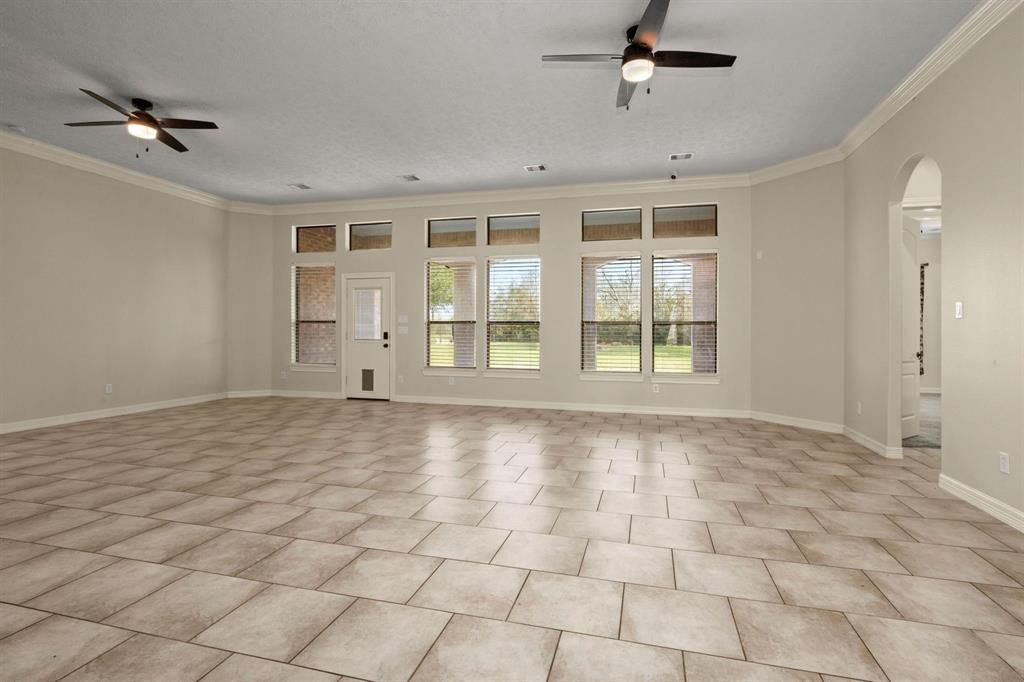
[287,183,312,190]
[669,152,694,161]
[523,164,547,172]
[400,174,420,182]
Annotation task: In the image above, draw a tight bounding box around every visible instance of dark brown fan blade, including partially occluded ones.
[79,88,130,116]
[156,127,188,152]
[616,77,637,108]
[156,118,219,129]
[65,121,126,126]
[542,54,622,63]
[654,51,736,68]
[633,0,670,48]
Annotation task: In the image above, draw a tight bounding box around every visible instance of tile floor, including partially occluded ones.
[0,397,1022,681]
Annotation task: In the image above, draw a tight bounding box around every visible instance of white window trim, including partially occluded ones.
[483,369,541,379]
[651,249,720,378]
[290,364,337,373]
[290,262,338,368]
[578,372,644,383]
[651,374,720,384]
[580,251,644,375]
[422,368,478,377]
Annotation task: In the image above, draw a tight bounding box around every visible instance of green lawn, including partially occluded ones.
[427,341,694,372]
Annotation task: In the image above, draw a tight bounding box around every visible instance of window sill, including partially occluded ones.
[579,372,644,383]
[422,368,478,377]
[651,374,720,384]
[290,364,337,373]
[483,370,541,379]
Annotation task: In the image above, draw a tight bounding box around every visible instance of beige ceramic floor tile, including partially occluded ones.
[478,502,560,533]
[269,508,370,542]
[0,538,54,569]
[509,571,622,637]
[598,491,668,518]
[350,491,435,518]
[849,614,1020,682]
[550,509,630,542]
[731,599,885,681]
[974,631,1024,676]
[620,583,743,658]
[100,522,225,562]
[765,560,900,617]
[0,507,108,541]
[491,530,587,574]
[683,652,822,681]
[39,515,165,552]
[294,598,451,681]
[673,549,781,601]
[811,509,913,541]
[736,502,827,532]
[291,485,376,510]
[974,523,1024,552]
[320,549,441,602]
[209,502,307,532]
[531,485,601,511]
[667,497,743,524]
[26,559,186,620]
[167,529,290,574]
[892,517,1011,549]
[471,480,542,504]
[195,584,354,661]
[411,523,509,562]
[413,496,494,525]
[62,633,228,682]
[550,632,684,682]
[413,476,484,499]
[880,539,1020,586]
[975,550,1024,584]
[0,548,116,603]
[409,559,526,619]
[240,540,363,588]
[709,523,805,562]
[977,584,1024,622]
[410,614,558,682]
[151,495,255,522]
[580,539,675,588]
[104,571,267,640]
[868,571,1024,634]
[339,515,437,552]
[0,603,49,639]
[628,516,712,551]
[790,531,908,573]
[98,490,198,515]
[696,480,766,503]
[0,615,132,682]
[759,486,839,510]
[203,653,341,682]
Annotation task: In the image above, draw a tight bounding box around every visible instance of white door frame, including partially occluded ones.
[341,272,396,400]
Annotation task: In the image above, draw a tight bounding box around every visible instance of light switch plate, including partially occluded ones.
[954,301,964,319]
[999,452,1010,474]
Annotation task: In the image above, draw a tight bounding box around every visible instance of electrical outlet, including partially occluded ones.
[280,370,287,379]
[397,375,404,384]
[448,376,456,386]
[856,401,862,415]
[104,383,113,395]
[652,383,660,393]
[999,452,1010,475]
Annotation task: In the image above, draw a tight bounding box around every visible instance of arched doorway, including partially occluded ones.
[888,156,942,456]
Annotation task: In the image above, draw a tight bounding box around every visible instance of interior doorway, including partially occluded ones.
[343,273,394,400]
[896,157,942,450]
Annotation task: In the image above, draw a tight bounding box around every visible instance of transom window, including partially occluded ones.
[428,218,477,248]
[653,205,717,238]
[295,225,336,253]
[488,214,540,245]
[349,222,392,250]
[582,209,641,242]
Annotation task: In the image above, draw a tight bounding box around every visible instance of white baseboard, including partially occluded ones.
[939,473,1024,533]
[272,390,346,399]
[920,387,941,395]
[843,426,903,459]
[749,411,843,434]
[0,392,228,434]
[225,390,273,398]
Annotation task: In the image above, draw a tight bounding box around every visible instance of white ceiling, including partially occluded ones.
[0,0,978,203]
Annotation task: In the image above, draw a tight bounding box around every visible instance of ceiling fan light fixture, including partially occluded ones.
[127,122,157,140]
[621,46,655,83]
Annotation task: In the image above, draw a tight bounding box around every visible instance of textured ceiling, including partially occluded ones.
[0,0,978,203]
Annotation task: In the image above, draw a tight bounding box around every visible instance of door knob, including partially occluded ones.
[383,343,389,348]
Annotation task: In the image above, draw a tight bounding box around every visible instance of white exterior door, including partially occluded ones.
[345,276,391,400]
[901,228,920,438]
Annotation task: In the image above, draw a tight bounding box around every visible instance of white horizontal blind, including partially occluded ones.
[653,253,717,374]
[487,257,540,370]
[581,255,641,372]
[426,260,476,368]
[292,265,336,365]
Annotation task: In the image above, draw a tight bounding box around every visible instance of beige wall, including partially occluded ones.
[0,148,230,425]
[843,7,1023,509]
[227,211,274,392]
[751,162,845,426]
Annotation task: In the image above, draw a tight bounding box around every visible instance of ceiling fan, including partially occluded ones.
[65,88,218,152]
[542,0,736,109]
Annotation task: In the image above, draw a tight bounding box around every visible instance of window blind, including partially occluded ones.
[653,253,717,374]
[426,260,476,368]
[581,255,641,372]
[292,265,336,364]
[487,257,540,370]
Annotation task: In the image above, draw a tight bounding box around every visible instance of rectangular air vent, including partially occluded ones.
[669,152,694,161]
[400,174,420,182]
[288,183,312,190]
[523,164,547,172]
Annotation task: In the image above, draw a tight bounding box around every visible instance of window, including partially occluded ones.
[353,288,382,340]
[654,205,717,238]
[349,222,392,250]
[487,257,540,370]
[426,260,476,368]
[582,208,641,242]
[581,255,641,372]
[295,225,336,253]
[292,265,336,364]
[653,253,718,374]
[488,214,540,245]
[428,217,476,247]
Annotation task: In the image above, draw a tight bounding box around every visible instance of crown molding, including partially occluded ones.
[2,0,1017,215]
[840,0,1022,155]
[0,129,230,210]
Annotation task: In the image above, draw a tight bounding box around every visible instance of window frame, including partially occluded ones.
[650,249,720,378]
[346,221,393,251]
[652,203,718,239]
[290,262,337,368]
[292,224,338,253]
[426,216,478,248]
[424,257,478,370]
[579,251,643,376]
[487,213,541,246]
[581,207,642,243]
[486,255,541,372]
